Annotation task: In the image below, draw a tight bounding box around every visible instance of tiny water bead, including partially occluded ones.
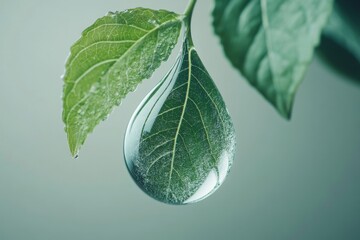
[124,40,236,205]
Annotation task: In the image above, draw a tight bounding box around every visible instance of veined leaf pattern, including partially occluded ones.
[213,0,333,118]
[124,39,236,204]
[63,8,182,156]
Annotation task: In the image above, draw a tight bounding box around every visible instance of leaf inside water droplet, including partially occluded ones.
[124,39,236,205]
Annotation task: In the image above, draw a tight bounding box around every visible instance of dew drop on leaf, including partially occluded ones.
[124,39,236,205]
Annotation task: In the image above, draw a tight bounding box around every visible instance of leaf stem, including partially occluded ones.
[183,0,197,47]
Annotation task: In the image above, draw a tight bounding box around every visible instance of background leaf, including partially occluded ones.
[124,39,236,204]
[318,0,360,83]
[213,0,333,118]
[63,8,182,156]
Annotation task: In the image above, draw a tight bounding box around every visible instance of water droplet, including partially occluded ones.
[148,19,159,27]
[90,85,97,93]
[124,40,236,205]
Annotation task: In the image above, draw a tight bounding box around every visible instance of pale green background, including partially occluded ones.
[1,0,360,239]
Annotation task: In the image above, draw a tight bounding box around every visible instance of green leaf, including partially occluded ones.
[213,0,333,118]
[62,8,182,156]
[123,39,236,204]
[319,1,360,82]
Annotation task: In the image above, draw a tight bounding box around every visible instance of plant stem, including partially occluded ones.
[184,0,197,20]
[183,0,197,47]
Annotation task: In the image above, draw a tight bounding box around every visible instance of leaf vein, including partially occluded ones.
[146,151,173,175]
[191,74,225,128]
[157,105,183,117]
[167,47,194,191]
[188,97,217,164]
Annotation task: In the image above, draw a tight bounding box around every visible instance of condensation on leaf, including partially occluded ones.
[62,8,182,156]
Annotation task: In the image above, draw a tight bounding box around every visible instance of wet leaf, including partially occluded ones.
[124,39,236,204]
[63,8,182,156]
[213,0,333,118]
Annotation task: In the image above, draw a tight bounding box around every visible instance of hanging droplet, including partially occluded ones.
[124,39,236,205]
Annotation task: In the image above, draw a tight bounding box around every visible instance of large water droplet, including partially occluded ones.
[124,40,236,205]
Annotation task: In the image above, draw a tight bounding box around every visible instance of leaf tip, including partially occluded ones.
[274,93,294,120]
[69,145,79,159]
[279,100,293,121]
[66,132,81,159]
[282,109,292,120]
[70,146,80,160]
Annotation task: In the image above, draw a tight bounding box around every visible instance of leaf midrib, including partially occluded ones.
[167,47,194,191]
[260,0,275,86]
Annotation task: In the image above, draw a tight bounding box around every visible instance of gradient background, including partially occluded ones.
[1,0,360,239]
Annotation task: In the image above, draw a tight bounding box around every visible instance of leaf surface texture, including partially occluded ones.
[124,40,236,204]
[63,8,182,156]
[213,0,333,118]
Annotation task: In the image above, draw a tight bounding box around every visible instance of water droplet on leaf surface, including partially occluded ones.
[124,39,236,205]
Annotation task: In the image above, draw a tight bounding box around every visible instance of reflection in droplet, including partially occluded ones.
[124,40,236,205]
